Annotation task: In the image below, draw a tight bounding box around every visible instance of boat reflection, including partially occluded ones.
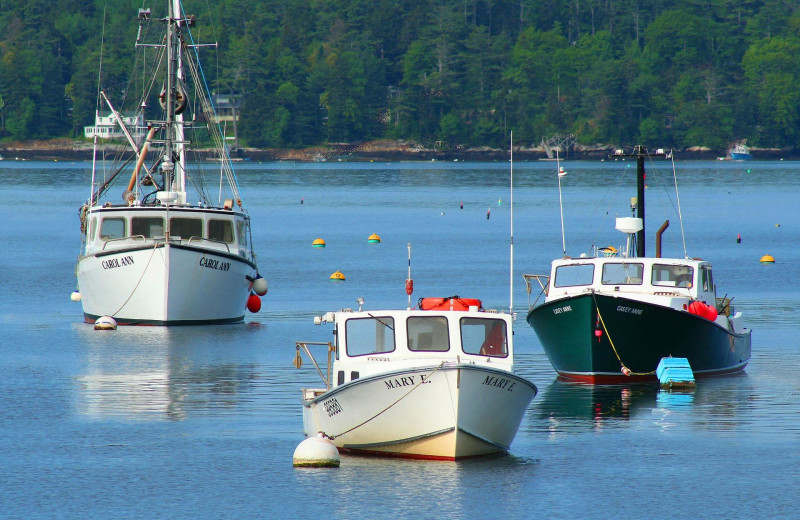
[533,380,658,435]
[530,371,753,436]
[73,325,262,421]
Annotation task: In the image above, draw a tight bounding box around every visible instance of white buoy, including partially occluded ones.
[70,291,82,302]
[94,316,118,330]
[293,433,340,468]
[252,275,268,296]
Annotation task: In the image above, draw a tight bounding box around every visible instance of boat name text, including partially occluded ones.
[482,375,516,392]
[101,255,134,270]
[553,305,573,315]
[616,305,643,315]
[384,375,430,390]
[323,397,343,417]
[199,258,231,272]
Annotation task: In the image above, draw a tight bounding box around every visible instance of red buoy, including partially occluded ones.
[247,294,261,313]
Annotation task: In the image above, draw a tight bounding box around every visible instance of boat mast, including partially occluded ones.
[611,145,667,257]
[509,131,514,315]
[635,145,646,257]
[173,0,186,193]
[162,0,184,195]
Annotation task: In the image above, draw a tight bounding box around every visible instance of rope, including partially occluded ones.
[109,242,161,318]
[591,291,655,377]
[329,362,446,440]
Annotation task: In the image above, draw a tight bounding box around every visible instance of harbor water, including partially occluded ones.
[1,158,798,518]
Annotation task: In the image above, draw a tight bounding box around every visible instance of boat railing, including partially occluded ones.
[522,274,550,309]
[186,236,231,253]
[294,341,335,390]
[101,235,147,250]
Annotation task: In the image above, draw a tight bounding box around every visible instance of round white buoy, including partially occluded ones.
[94,316,118,330]
[293,433,340,468]
[252,275,268,296]
[70,291,82,302]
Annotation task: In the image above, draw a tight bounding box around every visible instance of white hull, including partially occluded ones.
[77,243,254,325]
[302,365,536,460]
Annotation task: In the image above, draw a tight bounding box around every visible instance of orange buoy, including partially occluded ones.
[760,254,775,264]
[312,238,326,248]
[330,270,345,281]
[368,233,381,243]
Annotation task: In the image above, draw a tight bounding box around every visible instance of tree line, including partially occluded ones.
[1,0,799,153]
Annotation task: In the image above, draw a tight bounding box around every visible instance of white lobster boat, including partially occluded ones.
[75,0,266,325]
[295,296,537,460]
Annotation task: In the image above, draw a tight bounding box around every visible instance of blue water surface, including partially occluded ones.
[0,158,798,519]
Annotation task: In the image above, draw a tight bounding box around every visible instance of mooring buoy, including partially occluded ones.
[293,433,340,468]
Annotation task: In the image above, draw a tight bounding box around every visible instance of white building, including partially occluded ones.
[84,112,146,140]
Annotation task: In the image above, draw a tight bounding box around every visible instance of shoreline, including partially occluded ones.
[0,138,792,162]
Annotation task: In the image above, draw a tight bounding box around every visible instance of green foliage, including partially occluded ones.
[2,0,800,151]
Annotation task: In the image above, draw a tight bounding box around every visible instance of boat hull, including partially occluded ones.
[302,365,536,460]
[77,243,255,325]
[527,293,751,384]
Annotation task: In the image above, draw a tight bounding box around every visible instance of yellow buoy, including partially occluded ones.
[760,254,775,264]
[312,238,326,248]
[330,270,346,281]
[368,233,381,244]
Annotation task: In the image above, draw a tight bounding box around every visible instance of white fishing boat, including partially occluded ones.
[75,0,266,325]
[294,296,537,460]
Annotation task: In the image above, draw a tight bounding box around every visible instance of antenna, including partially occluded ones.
[509,131,514,315]
[669,150,688,259]
[557,148,567,256]
[406,243,413,310]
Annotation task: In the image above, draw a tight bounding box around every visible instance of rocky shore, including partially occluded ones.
[0,138,790,162]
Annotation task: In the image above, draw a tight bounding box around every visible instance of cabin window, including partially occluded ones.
[701,267,713,292]
[553,264,594,287]
[652,264,694,288]
[460,318,508,357]
[131,216,164,238]
[345,316,396,356]
[208,219,234,243]
[407,316,450,352]
[89,217,98,240]
[237,220,249,248]
[601,262,643,285]
[99,217,126,240]
[170,217,202,239]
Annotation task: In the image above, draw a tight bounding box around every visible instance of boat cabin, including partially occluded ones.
[314,306,516,389]
[546,256,717,309]
[83,205,251,259]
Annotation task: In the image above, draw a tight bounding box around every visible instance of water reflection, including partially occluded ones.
[533,381,658,435]
[530,373,757,436]
[73,324,263,421]
[295,452,539,519]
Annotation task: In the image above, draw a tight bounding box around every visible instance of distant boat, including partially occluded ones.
[75,0,266,325]
[523,146,751,383]
[294,296,537,459]
[729,142,752,160]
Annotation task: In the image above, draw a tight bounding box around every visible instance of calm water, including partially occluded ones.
[1,158,799,519]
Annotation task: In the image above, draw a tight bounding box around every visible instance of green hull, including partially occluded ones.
[527,293,751,384]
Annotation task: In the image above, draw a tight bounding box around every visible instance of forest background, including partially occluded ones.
[1,0,799,154]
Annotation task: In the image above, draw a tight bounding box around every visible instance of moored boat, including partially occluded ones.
[294,296,537,460]
[75,0,266,325]
[729,141,752,160]
[523,146,751,384]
